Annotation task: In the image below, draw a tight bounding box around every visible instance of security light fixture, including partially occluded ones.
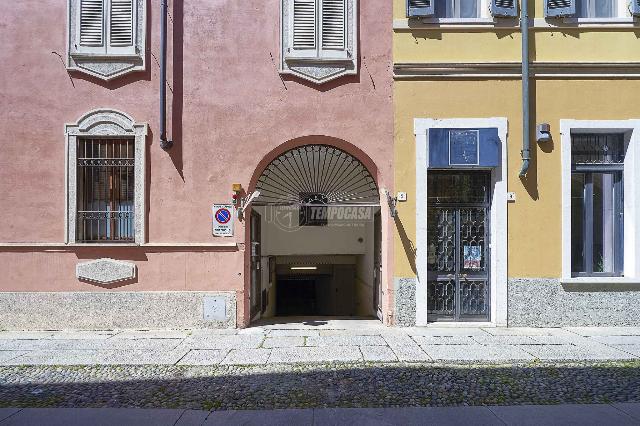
[537,123,552,143]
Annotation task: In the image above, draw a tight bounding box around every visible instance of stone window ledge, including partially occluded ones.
[561,277,640,285]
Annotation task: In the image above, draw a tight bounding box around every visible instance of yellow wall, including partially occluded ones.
[393,79,640,279]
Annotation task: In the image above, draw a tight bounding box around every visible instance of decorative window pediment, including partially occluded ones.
[281,0,358,84]
[67,0,146,80]
[65,109,148,244]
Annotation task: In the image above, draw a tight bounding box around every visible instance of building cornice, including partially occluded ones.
[394,62,640,79]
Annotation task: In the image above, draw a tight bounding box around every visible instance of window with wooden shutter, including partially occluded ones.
[407,0,436,17]
[490,0,518,17]
[108,0,135,54]
[74,0,136,55]
[289,0,348,60]
[79,0,105,53]
[320,0,347,58]
[545,0,576,17]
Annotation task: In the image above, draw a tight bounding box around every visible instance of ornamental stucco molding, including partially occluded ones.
[67,0,147,80]
[280,0,358,84]
[65,109,148,244]
[76,258,137,284]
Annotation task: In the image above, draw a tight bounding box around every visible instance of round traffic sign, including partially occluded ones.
[215,208,232,224]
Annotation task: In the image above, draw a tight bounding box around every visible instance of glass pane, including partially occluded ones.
[428,172,489,204]
[427,208,456,272]
[592,173,616,273]
[459,208,486,273]
[435,0,452,17]
[572,133,625,164]
[459,0,479,17]
[571,173,585,273]
[593,0,615,17]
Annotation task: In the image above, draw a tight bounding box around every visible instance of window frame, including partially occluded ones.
[561,120,640,285]
[436,0,484,18]
[286,0,350,61]
[570,163,624,277]
[65,109,147,245]
[67,0,146,80]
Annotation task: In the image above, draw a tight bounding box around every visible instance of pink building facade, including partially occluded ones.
[0,0,394,329]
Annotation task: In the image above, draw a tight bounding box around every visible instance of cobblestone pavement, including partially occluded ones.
[0,323,639,410]
[0,362,639,410]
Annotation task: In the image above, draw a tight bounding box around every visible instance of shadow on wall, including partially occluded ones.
[2,363,640,409]
[168,0,184,181]
[394,213,417,276]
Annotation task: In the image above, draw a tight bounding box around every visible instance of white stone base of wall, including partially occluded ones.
[0,291,237,330]
[508,279,640,327]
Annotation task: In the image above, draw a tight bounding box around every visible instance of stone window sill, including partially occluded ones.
[561,277,640,285]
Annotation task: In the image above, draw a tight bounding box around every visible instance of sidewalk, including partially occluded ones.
[1,321,639,365]
[1,404,640,425]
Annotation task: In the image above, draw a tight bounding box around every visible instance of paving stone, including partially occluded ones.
[566,327,640,337]
[528,335,592,346]
[383,335,431,362]
[591,336,640,345]
[269,329,320,337]
[268,346,362,364]
[180,335,264,350]
[176,350,228,365]
[205,409,312,425]
[112,330,190,339]
[613,403,640,422]
[0,407,185,426]
[262,336,305,348]
[0,332,55,339]
[360,345,398,362]
[609,345,640,357]
[188,329,238,337]
[318,329,386,336]
[490,404,638,426]
[0,351,27,363]
[519,344,638,361]
[305,335,386,347]
[405,327,491,337]
[413,336,476,346]
[238,327,267,335]
[315,407,501,426]
[175,410,210,425]
[423,344,535,362]
[481,327,572,336]
[221,349,271,365]
[472,335,537,345]
[3,349,189,366]
[0,408,21,422]
[46,331,118,340]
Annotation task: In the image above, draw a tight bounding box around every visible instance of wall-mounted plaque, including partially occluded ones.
[449,130,479,166]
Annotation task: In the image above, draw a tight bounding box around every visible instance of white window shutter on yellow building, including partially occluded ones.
[79,0,104,47]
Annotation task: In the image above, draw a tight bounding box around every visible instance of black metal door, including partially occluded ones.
[250,210,262,319]
[426,172,490,322]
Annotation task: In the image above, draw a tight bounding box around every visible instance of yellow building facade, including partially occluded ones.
[392,0,640,326]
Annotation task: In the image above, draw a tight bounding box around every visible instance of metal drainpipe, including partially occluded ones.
[160,0,173,150]
[519,0,530,177]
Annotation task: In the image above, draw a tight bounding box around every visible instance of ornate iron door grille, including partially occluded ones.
[426,171,491,322]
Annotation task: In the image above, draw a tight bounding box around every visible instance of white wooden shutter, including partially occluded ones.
[108,0,136,54]
[321,0,345,51]
[290,0,317,58]
[79,0,105,52]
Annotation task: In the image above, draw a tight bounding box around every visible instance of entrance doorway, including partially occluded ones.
[249,144,381,323]
[426,171,491,322]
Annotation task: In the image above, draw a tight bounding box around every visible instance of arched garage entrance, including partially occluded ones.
[247,143,382,323]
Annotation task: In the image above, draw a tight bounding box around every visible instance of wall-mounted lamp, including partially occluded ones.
[536,123,552,143]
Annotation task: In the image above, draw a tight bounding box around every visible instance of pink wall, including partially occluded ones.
[0,1,393,324]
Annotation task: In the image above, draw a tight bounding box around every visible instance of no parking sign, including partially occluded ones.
[212,204,234,237]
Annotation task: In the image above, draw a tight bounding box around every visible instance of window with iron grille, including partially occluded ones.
[571,133,625,276]
[76,138,135,242]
